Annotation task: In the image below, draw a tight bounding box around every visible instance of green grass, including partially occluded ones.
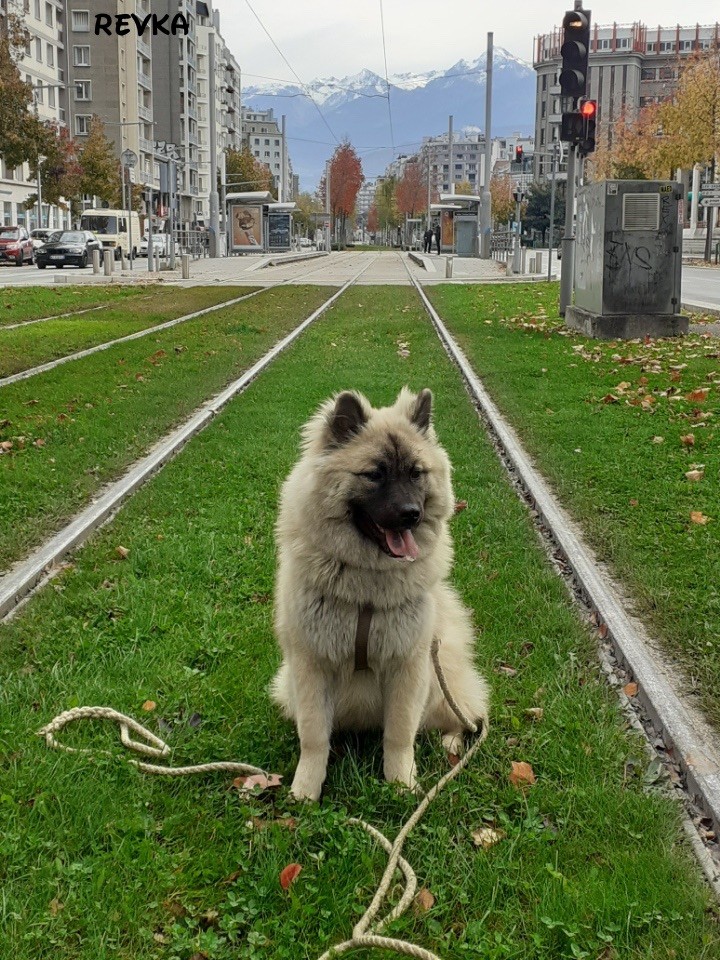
[0,284,150,327]
[0,286,717,959]
[0,287,258,377]
[428,282,720,729]
[0,285,329,569]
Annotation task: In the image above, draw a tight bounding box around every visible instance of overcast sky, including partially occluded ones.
[219,0,719,84]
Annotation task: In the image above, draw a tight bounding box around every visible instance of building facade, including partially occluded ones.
[0,0,70,229]
[533,21,720,179]
[241,107,294,200]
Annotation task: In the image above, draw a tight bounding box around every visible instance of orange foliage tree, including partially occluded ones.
[329,140,364,247]
[367,204,379,234]
[489,174,515,226]
[395,161,426,218]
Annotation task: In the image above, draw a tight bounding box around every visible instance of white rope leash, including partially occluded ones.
[38,638,487,959]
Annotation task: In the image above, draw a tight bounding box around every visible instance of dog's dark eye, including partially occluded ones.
[410,466,423,481]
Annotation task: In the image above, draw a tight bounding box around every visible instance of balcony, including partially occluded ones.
[138,103,152,122]
[139,136,154,154]
[137,37,151,58]
[138,71,152,90]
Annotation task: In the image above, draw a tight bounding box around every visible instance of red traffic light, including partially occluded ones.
[580,99,597,117]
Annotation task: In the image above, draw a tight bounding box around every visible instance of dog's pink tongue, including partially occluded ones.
[385,529,419,561]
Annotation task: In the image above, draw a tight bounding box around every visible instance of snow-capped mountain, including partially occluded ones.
[243,47,535,189]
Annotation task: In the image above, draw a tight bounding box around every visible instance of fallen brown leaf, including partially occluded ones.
[690,511,711,525]
[686,388,709,403]
[141,700,157,712]
[413,887,436,912]
[49,898,64,916]
[509,761,536,789]
[623,682,638,697]
[279,863,302,889]
[680,433,695,446]
[524,707,544,722]
[685,469,704,482]
[115,545,130,559]
[233,772,283,793]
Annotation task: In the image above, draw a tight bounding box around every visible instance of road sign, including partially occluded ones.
[701,182,720,192]
[700,197,720,207]
[121,149,137,168]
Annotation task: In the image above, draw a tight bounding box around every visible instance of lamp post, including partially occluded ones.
[36,155,47,231]
[121,149,137,270]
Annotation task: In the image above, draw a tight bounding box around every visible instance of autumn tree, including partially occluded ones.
[375,176,401,241]
[225,146,275,196]
[587,104,673,181]
[489,174,515,226]
[523,180,565,246]
[23,123,83,217]
[293,190,322,236]
[328,141,364,247]
[395,161,426,218]
[77,117,122,207]
[454,180,474,196]
[0,14,47,169]
[660,50,720,171]
[367,204,379,235]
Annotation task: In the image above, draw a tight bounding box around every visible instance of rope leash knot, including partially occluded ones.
[38,640,487,959]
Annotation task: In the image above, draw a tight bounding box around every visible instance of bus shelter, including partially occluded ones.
[226,192,296,254]
[429,195,481,257]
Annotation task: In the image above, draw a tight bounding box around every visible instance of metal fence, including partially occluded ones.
[491,229,513,263]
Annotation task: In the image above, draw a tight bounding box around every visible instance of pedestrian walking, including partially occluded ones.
[434,223,441,255]
[423,228,432,253]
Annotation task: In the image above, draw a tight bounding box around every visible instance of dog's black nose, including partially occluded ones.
[399,505,421,528]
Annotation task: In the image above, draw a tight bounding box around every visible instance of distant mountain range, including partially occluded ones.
[243,47,536,191]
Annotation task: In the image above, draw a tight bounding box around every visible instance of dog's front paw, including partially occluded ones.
[384,748,417,793]
[442,731,465,756]
[289,762,325,802]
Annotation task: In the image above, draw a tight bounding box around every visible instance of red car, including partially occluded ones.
[0,226,34,265]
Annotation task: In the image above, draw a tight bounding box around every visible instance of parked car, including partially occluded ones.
[35,230,104,269]
[139,233,179,258]
[30,228,54,257]
[0,226,34,265]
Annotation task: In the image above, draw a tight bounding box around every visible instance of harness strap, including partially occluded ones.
[354,604,374,671]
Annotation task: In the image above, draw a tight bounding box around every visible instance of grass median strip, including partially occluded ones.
[0,284,149,327]
[0,285,716,959]
[0,285,329,570]
[0,285,259,378]
[428,282,720,730]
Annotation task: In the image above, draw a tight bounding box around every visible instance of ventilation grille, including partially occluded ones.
[622,194,660,231]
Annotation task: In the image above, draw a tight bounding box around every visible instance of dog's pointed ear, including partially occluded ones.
[328,391,368,446]
[410,388,433,434]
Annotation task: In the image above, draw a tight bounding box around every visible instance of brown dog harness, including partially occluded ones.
[354,604,373,671]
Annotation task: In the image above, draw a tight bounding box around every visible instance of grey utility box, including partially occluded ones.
[567,180,687,339]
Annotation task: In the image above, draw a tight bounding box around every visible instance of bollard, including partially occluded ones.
[103,250,113,276]
[535,252,543,274]
[154,252,160,273]
[92,249,101,274]
[445,256,454,279]
[181,253,190,280]
[120,250,127,271]
[528,256,536,273]
[521,247,527,274]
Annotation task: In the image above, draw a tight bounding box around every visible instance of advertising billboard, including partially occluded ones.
[230,204,264,251]
[268,212,291,250]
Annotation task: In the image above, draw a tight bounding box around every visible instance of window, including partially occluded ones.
[48,87,55,107]
[264,138,269,145]
[35,82,43,103]
[34,0,40,17]
[3,202,12,226]
[71,10,90,32]
[659,41,675,52]
[641,68,656,81]
[659,66,675,80]
[45,1,52,25]
[598,38,610,50]
[75,115,91,135]
[254,137,259,145]
[46,43,53,66]
[647,42,656,52]
[679,39,693,51]
[264,151,270,157]
[75,80,91,101]
[35,38,42,61]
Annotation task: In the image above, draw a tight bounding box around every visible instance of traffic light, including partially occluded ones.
[515,145,524,165]
[559,7,591,100]
[579,98,597,154]
[560,99,597,154]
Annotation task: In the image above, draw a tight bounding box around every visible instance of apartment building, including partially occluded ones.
[241,107,294,200]
[416,130,488,198]
[355,178,376,220]
[64,0,157,211]
[196,3,242,226]
[533,21,720,178]
[0,0,70,229]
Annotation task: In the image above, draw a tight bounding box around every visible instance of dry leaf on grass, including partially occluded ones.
[49,898,64,916]
[471,826,507,849]
[413,888,436,912]
[115,545,130,559]
[686,388,709,403]
[680,433,695,446]
[623,682,638,697]
[509,761,536,789]
[524,707,544,722]
[279,863,302,889]
[686,469,704,482]
[233,772,283,793]
[141,700,156,712]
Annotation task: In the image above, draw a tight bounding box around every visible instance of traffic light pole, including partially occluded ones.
[559,143,577,315]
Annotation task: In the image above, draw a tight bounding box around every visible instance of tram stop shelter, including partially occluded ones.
[226,191,297,254]
[429,194,481,257]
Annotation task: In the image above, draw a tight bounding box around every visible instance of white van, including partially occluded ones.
[79,209,141,260]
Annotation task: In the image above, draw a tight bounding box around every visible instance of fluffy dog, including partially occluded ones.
[271,388,489,800]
